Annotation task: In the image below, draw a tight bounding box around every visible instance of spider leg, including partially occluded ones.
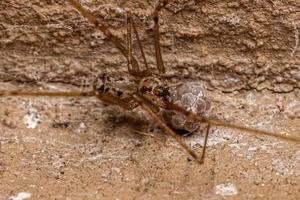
[133,94,203,164]
[0,91,94,98]
[0,90,138,111]
[131,14,149,72]
[153,0,172,74]
[166,102,300,143]
[67,0,140,73]
[127,11,151,77]
[199,123,210,164]
[207,118,300,143]
[96,92,138,110]
[127,10,135,74]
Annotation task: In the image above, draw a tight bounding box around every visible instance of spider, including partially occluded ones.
[0,0,299,164]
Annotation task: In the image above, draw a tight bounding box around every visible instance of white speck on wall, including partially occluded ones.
[246,145,259,159]
[291,22,299,56]
[23,106,42,129]
[114,6,126,15]
[221,14,241,26]
[9,192,31,200]
[76,122,87,134]
[272,155,300,176]
[215,183,238,196]
[245,92,256,105]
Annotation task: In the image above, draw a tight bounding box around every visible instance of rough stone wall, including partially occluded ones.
[0,1,300,200]
[1,0,299,92]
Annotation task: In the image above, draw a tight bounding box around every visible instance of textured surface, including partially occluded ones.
[0,0,300,199]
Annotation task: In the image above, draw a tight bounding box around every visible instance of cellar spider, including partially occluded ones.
[0,0,299,164]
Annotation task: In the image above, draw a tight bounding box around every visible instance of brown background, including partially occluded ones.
[0,0,300,199]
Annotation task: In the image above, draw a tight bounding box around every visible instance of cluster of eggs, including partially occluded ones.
[162,82,211,133]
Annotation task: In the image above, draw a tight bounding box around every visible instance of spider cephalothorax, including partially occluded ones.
[138,77,170,109]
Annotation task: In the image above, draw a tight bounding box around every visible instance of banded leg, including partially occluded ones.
[153,0,172,74]
[67,0,140,74]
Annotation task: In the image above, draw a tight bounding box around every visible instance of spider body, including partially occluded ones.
[95,70,211,136]
[94,69,210,136]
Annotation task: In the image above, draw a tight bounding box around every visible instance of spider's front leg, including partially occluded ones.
[133,94,207,164]
[153,0,174,75]
[67,0,141,74]
[0,76,138,112]
[167,98,300,143]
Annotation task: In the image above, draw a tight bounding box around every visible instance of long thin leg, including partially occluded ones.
[153,0,172,74]
[0,90,137,111]
[67,0,140,74]
[127,11,149,74]
[165,102,300,143]
[127,11,135,73]
[131,15,149,71]
[0,91,94,97]
[199,123,210,164]
[133,94,203,164]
